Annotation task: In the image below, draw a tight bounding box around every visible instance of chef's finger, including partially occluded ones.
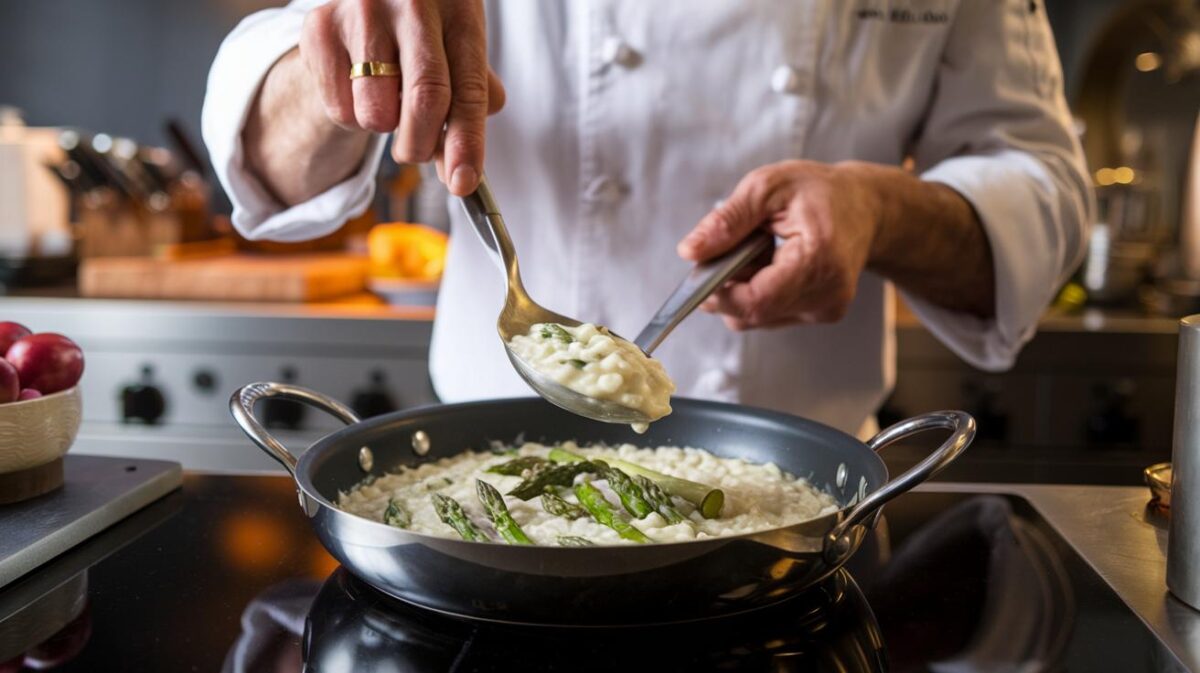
[300,5,354,128]
[486,67,507,114]
[678,166,785,262]
[345,3,401,133]
[442,2,491,195]
[431,126,448,184]
[392,2,451,164]
[708,244,809,327]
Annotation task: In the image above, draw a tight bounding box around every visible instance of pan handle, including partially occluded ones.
[823,410,975,565]
[230,382,361,475]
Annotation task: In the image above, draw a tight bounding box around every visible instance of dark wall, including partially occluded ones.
[0,0,278,163]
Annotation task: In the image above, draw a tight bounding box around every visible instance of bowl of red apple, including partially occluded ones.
[0,321,85,504]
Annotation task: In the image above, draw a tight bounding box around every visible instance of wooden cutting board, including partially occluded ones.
[79,253,369,302]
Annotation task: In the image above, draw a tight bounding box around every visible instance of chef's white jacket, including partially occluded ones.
[202,0,1091,438]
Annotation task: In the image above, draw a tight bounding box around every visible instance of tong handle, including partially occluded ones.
[634,230,775,354]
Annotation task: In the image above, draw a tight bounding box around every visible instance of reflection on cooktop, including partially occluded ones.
[305,567,885,672]
[1,476,1184,672]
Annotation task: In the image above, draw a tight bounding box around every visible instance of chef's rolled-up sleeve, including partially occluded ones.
[200,1,388,242]
[906,0,1093,371]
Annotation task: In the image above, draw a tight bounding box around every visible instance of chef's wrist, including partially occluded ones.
[830,160,894,268]
[244,48,372,206]
[258,48,366,145]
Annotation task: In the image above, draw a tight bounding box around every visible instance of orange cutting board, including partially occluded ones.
[79,254,370,302]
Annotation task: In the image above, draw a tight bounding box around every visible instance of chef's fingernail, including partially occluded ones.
[450,165,478,195]
[678,234,702,256]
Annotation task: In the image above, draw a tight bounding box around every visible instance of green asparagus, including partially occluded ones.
[540,491,588,519]
[550,448,724,518]
[556,535,595,547]
[476,480,533,545]
[594,462,654,519]
[382,498,411,528]
[540,323,574,343]
[424,476,454,491]
[635,475,688,525]
[431,493,487,542]
[574,482,650,543]
[507,461,601,500]
[485,456,548,476]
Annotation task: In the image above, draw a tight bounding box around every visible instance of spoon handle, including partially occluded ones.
[459,173,520,284]
[634,230,775,355]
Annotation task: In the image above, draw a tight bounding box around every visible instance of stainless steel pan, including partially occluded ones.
[231,382,974,625]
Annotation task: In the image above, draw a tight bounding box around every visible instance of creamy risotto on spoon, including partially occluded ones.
[507,323,675,432]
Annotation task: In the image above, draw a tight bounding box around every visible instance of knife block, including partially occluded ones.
[77,179,210,258]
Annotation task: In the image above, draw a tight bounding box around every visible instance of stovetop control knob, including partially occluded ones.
[1085,379,1140,447]
[351,370,398,419]
[121,365,167,425]
[262,366,306,430]
[962,379,1009,444]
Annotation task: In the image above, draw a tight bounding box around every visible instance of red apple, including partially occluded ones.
[0,359,16,404]
[5,333,84,394]
[18,388,42,401]
[0,322,31,355]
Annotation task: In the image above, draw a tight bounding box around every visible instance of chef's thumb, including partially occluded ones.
[677,176,770,262]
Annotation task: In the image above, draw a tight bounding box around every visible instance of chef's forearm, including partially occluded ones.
[849,162,997,319]
[242,49,373,207]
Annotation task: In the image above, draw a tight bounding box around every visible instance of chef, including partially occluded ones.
[202,0,1091,438]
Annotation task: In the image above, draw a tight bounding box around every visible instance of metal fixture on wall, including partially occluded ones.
[1074,0,1200,313]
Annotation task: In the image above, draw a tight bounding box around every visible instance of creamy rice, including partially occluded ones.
[336,441,840,546]
[507,323,675,432]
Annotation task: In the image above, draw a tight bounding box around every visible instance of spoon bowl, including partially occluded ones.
[495,292,655,424]
[461,175,773,426]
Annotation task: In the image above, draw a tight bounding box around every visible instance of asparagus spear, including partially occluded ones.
[476,480,533,545]
[507,461,601,500]
[540,323,574,343]
[382,498,411,528]
[635,475,688,525]
[574,482,650,543]
[556,535,595,547]
[485,456,548,476]
[541,491,588,519]
[431,493,487,542]
[594,462,654,519]
[550,448,724,519]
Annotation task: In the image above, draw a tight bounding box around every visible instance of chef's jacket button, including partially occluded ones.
[584,176,627,203]
[601,37,640,68]
[770,65,804,95]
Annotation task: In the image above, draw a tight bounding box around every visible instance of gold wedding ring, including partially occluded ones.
[350,61,401,79]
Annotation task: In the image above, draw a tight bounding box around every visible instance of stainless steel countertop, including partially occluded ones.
[921,482,1195,670]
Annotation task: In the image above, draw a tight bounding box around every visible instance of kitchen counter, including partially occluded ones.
[0,474,1190,671]
[6,285,1188,333]
[1,291,435,322]
[920,482,1198,670]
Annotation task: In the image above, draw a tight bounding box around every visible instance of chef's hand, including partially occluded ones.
[677,161,879,330]
[678,160,995,330]
[299,0,505,195]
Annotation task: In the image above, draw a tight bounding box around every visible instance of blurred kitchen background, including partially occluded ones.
[0,0,1197,483]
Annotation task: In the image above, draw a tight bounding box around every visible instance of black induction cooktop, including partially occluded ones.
[0,476,1183,672]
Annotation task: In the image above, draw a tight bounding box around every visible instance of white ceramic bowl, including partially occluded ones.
[0,387,82,474]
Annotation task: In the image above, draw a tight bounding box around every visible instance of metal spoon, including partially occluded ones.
[460,175,774,425]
